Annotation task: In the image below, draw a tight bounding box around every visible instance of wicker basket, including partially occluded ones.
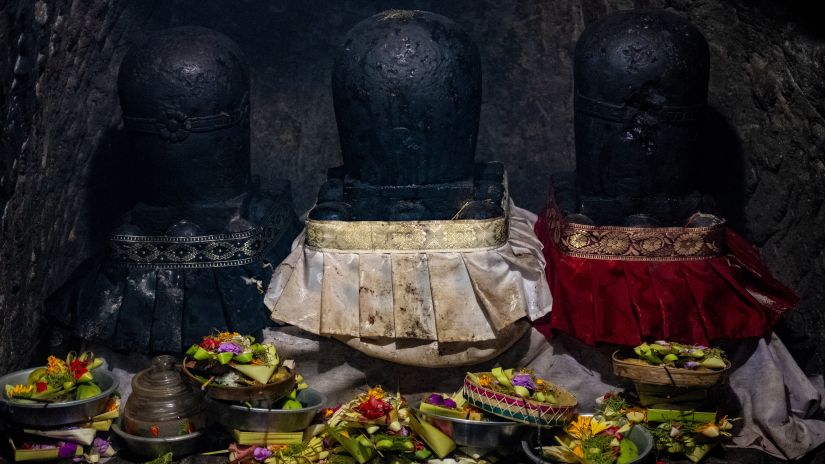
[462,373,577,427]
[612,351,730,388]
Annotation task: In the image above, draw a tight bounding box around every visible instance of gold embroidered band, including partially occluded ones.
[305,181,511,253]
[543,199,725,261]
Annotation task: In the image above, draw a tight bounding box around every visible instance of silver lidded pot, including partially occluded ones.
[122,355,207,438]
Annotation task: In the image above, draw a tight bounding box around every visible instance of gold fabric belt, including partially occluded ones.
[543,198,725,261]
[305,178,511,253]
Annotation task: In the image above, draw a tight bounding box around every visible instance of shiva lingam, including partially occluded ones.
[266,10,550,367]
[535,8,797,347]
[50,27,300,353]
[310,8,503,221]
[531,12,824,461]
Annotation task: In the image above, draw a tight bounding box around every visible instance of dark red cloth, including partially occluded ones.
[533,207,798,346]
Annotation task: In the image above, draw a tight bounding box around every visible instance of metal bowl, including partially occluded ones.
[0,367,118,427]
[409,395,528,448]
[521,422,654,464]
[206,388,326,432]
[111,423,202,458]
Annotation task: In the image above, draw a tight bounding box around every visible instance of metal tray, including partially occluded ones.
[409,394,529,448]
[207,388,326,432]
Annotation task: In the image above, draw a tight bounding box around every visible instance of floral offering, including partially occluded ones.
[185,332,282,386]
[320,386,444,463]
[632,341,727,370]
[471,367,558,403]
[593,392,736,463]
[541,414,639,464]
[4,352,104,403]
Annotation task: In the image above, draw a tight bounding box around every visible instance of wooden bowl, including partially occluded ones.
[612,351,731,387]
[181,359,296,403]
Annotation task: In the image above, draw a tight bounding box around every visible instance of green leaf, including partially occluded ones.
[326,427,375,464]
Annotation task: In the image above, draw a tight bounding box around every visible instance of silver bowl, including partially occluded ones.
[206,388,326,432]
[410,395,528,448]
[111,423,202,458]
[521,423,654,464]
[0,367,118,427]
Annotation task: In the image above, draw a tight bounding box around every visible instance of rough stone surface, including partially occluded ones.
[0,0,157,374]
[1,0,824,408]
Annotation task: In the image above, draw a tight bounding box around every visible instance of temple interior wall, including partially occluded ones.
[1,0,824,374]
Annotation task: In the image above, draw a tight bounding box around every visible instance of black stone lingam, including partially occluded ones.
[48,27,299,353]
[563,9,716,226]
[310,9,504,221]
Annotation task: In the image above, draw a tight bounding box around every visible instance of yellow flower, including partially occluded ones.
[566,415,610,440]
[46,356,65,374]
[367,386,385,400]
[268,444,288,452]
[572,444,585,459]
[9,384,34,397]
[536,378,546,387]
[217,331,240,342]
[340,430,350,438]
[478,374,494,388]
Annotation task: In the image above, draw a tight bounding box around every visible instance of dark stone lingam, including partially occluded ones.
[48,27,299,353]
[310,9,504,221]
[563,9,716,226]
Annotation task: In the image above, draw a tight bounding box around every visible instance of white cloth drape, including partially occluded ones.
[264,203,552,367]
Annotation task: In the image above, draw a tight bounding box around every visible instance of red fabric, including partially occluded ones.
[533,211,798,346]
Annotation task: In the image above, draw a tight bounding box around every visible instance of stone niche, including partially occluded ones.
[1,0,824,386]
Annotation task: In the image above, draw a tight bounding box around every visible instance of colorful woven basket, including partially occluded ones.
[462,373,577,427]
[612,351,730,388]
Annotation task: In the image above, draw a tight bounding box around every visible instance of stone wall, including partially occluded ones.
[1,0,823,374]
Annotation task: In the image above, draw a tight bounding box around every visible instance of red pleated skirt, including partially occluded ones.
[533,200,798,346]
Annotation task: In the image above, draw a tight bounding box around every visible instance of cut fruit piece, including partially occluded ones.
[408,413,455,458]
[233,364,277,385]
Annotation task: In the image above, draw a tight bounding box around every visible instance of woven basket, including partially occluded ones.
[462,373,576,427]
[612,351,730,388]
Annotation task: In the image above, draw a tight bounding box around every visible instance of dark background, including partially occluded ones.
[1,0,824,378]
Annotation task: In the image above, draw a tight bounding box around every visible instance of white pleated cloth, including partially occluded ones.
[263,203,552,367]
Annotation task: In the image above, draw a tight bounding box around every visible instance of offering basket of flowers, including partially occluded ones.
[181,332,295,403]
[0,352,117,427]
[612,341,731,388]
[463,368,577,427]
[521,413,654,464]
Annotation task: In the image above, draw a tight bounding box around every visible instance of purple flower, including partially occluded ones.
[93,437,110,455]
[218,342,243,354]
[57,442,78,459]
[253,447,273,461]
[511,374,536,392]
[426,394,457,409]
[684,361,699,369]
